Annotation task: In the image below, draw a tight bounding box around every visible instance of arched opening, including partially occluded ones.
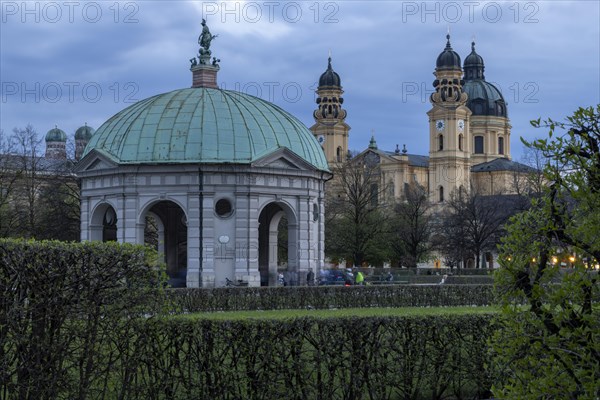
[498,136,505,155]
[142,201,188,288]
[258,202,298,286]
[336,146,342,162]
[438,134,444,151]
[458,134,464,151]
[439,186,444,202]
[102,207,117,242]
[89,203,118,242]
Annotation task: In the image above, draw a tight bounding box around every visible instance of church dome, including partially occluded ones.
[318,57,341,87]
[83,87,329,171]
[436,34,461,70]
[462,41,507,118]
[463,80,507,117]
[75,124,95,140]
[45,126,67,142]
[463,41,485,81]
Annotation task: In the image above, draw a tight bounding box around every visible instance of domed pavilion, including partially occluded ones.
[75,23,331,287]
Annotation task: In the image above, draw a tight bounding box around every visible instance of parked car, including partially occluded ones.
[318,269,353,286]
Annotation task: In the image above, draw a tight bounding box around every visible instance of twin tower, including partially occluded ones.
[310,35,512,201]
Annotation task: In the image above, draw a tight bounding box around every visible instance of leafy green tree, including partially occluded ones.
[492,105,600,399]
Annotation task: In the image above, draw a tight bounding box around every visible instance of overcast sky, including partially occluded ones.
[1,1,599,161]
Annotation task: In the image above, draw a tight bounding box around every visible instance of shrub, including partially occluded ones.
[0,239,164,399]
[166,284,495,313]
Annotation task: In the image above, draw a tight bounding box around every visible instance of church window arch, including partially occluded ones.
[336,146,342,162]
[438,134,444,151]
[438,186,444,202]
[498,136,505,155]
[458,134,464,151]
[474,136,484,154]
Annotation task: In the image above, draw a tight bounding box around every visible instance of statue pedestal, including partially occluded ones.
[191,63,220,89]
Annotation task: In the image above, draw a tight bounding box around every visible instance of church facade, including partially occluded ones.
[311,35,530,203]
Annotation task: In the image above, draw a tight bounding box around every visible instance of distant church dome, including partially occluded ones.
[75,123,95,141]
[436,34,461,70]
[463,41,507,118]
[318,57,341,87]
[45,126,67,142]
[463,41,484,78]
[84,87,329,171]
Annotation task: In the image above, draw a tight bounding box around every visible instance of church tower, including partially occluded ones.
[462,41,511,164]
[427,35,472,203]
[310,56,350,165]
[45,126,67,160]
[75,123,95,161]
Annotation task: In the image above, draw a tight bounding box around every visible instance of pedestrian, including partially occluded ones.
[307,269,314,286]
[355,270,364,285]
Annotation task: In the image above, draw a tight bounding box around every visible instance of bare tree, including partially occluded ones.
[325,153,391,267]
[390,182,435,268]
[438,186,518,268]
[0,129,21,235]
[510,143,547,199]
[11,125,45,237]
[0,125,79,240]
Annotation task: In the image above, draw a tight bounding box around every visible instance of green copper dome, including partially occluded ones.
[75,124,95,140]
[84,88,329,171]
[45,127,67,142]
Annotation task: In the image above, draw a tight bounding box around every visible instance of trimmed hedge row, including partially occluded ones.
[0,239,164,400]
[166,284,495,312]
[368,275,494,285]
[0,240,497,399]
[3,314,496,400]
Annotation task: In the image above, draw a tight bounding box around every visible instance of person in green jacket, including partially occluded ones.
[355,270,365,285]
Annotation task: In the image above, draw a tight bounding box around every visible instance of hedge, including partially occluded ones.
[166,284,495,313]
[0,239,164,400]
[0,239,497,399]
[1,313,496,400]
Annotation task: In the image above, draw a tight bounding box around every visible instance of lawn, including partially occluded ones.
[175,305,499,320]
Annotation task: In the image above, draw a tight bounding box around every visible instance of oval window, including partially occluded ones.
[215,199,233,218]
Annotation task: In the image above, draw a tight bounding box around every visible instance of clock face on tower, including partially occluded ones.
[457,119,465,132]
[435,120,445,131]
[317,135,325,145]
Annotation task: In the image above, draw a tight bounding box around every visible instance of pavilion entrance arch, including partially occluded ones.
[258,201,298,286]
[89,202,118,242]
[138,200,188,288]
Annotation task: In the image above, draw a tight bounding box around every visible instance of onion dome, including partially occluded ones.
[463,41,485,80]
[75,123,95,141]
[45,126,67,142]
[318,57,341,88]
[436,34,461,70]
[368,135,377,149]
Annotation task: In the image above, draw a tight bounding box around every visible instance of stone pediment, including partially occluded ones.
[264,158,300,169]
[74,149,119,174]
[252,147,320,171]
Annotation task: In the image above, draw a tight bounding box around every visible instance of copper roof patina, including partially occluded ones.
[84,87,329,171]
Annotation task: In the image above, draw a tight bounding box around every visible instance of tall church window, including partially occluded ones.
[438,134,444,151]
[498,137,504,155]
[336,146,342,162]
[458,134,464,151]
[438,186,444,202]
[370,183,379,208]
[474,136,484,154]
